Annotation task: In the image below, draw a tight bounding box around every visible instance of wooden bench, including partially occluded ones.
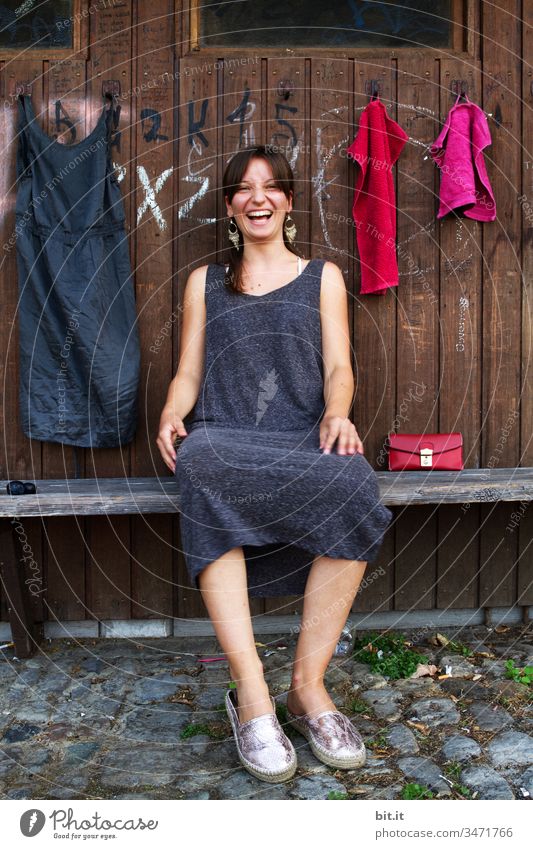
[1,468,532,658]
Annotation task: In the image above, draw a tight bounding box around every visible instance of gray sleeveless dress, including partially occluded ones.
[175,257,393,596]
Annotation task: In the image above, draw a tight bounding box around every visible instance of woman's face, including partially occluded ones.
[225,157,292,245]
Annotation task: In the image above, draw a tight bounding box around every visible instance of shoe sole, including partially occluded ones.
[288,715,366,769]
[226,699,297,783]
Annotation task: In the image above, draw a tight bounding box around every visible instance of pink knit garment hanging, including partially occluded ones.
[346,98,408,295]
[429,93,496,221]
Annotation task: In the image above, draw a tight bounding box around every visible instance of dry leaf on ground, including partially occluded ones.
[410,663,438,678]
[428,633,450,647]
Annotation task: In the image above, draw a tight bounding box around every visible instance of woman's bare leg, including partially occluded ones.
[198,545,273,723]
[287,554,367,718]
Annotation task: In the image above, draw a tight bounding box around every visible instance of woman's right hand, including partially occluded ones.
[156,406,188,473]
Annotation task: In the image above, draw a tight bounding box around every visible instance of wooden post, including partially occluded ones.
[0,518,38,657]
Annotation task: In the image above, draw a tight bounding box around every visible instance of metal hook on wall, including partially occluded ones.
[451,79,469,101]
[365,79,382,100]
[365,80,382,100]
[15,82,33,97]
[101,81,121,152]
[102,80,120,113]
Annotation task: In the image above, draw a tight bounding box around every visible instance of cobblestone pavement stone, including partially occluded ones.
[0,624,531,800]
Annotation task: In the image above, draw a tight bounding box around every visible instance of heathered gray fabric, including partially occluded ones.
[175,259,393,597]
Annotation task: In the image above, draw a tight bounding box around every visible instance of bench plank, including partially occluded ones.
[0,468,531,658]
[1,469,533,517]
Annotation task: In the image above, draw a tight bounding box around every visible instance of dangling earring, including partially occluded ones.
[228,217,240,249]
[284,214,297,244]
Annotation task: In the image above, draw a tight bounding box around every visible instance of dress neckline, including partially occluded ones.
[226,256,314,298]
[22,94,108,151]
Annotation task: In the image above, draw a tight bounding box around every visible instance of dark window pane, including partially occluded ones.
[200,0,454,48]
[0,0,73,49]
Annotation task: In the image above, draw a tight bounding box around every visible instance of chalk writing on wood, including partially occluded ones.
[313,127,351,255]
[140,108,169,143]
[53,100,76,144]
[270,99,300,170]
[137,166,173,231]
[271,103,298,148]
[178,98,215,224]
[226,86,256,149]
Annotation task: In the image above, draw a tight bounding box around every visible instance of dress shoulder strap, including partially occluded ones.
[16,94,32,176]
[224,257,304,273]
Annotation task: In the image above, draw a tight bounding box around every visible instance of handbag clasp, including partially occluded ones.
[420,447,433,467]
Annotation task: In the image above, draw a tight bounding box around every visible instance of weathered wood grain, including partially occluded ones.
[1,60,45,625]
[351,57,396,613]
[394,52,440,610]
[436,57,482,610]
[479,0,522,607]
[175,42,218,618]
[84,0,134,621]
[43,58,89,621]
[129,0,175,621]
[1,467,532,517]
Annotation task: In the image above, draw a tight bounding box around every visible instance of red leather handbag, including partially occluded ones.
[386,432,464,471]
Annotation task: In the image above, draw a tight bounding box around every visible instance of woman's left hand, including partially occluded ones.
[320,415,364,455]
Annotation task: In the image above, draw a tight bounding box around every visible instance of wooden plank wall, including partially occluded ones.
[520,0,533,608]
[0,1,530,627]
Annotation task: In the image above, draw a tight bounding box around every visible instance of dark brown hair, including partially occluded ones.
[222,145,302,293]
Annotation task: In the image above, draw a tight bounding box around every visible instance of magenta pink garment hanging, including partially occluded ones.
[346,98,408,295]
[429,93,496,221]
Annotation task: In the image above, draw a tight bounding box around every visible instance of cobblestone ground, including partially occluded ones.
[0,625,531,801]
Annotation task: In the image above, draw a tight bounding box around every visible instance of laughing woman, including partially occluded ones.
[157,145,392,783]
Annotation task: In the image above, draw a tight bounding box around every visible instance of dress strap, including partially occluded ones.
[225,258,303,273]
[17,94,32,176]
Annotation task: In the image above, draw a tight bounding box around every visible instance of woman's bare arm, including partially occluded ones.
[156,265,207,470]
[319,261,363,455]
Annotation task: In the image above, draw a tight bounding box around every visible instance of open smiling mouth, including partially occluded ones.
[246,211,273,221]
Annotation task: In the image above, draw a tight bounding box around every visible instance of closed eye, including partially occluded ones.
[235,184,283,192]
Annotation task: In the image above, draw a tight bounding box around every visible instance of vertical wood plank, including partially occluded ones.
[42,58,89,621]
[394,53,440,610]
[436,58,482,610]
[309,56,351,316]
[351,58,396,612]
[85,0,135,620]
[479,0,521,608]
[0,519,39,657]
[220,55,265,617]
[1,61,45,624]
[518,1,533,607]
[45,517,86,621]
[175,49,218,618]
[267,58,308,263]
[262,55,308,616]
[129,0,175,619]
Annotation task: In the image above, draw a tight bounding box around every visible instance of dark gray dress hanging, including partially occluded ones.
[15,93,140,448]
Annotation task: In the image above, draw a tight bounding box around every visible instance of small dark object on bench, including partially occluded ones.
[6,481,36,495]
